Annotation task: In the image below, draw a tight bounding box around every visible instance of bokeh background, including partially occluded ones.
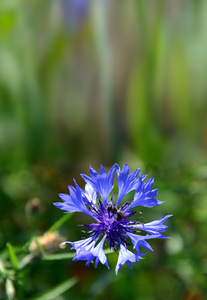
[1,0,207,299]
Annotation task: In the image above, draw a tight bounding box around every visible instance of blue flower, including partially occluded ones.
[54,164,172,274]
[61,0,90,31]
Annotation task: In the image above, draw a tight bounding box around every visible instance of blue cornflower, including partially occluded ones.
[61,0,90,31]
[54,164,172,274]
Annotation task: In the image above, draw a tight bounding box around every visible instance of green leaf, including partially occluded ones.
[7,243,18,270]
[29,277,78,300]
[47,213,74,233]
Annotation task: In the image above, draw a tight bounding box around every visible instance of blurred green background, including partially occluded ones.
[1,0,207,299]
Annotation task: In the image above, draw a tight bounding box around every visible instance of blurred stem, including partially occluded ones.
[42,248,113,261]
[135,0,148,50]
[29,277,78,300]
[47,213,74,233]
[18,248,114,268]
[33,236,46,258]
[133,0,165,166]
[91,1,115,160]
[30,216,37,237]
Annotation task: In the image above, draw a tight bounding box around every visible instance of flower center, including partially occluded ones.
[83,194,141,251]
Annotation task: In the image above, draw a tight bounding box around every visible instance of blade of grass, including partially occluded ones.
[47,213,74,233]
[29,277,78,300]
[7,243,18,270]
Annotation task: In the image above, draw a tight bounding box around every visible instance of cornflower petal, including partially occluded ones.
[61,236,94,250]
[116,163,140,206]
[115,244,143,275]
[81,164,116,206]
[91,235,109,268]
[72,236,109,269]
[73,240,96,262]
[126,232,165,253]
[53,181,95,219]
[131,215,173,235]
[81,183,97,206]
[125,177,164,211]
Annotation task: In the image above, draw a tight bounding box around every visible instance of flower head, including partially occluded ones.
[54,164,172,274]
